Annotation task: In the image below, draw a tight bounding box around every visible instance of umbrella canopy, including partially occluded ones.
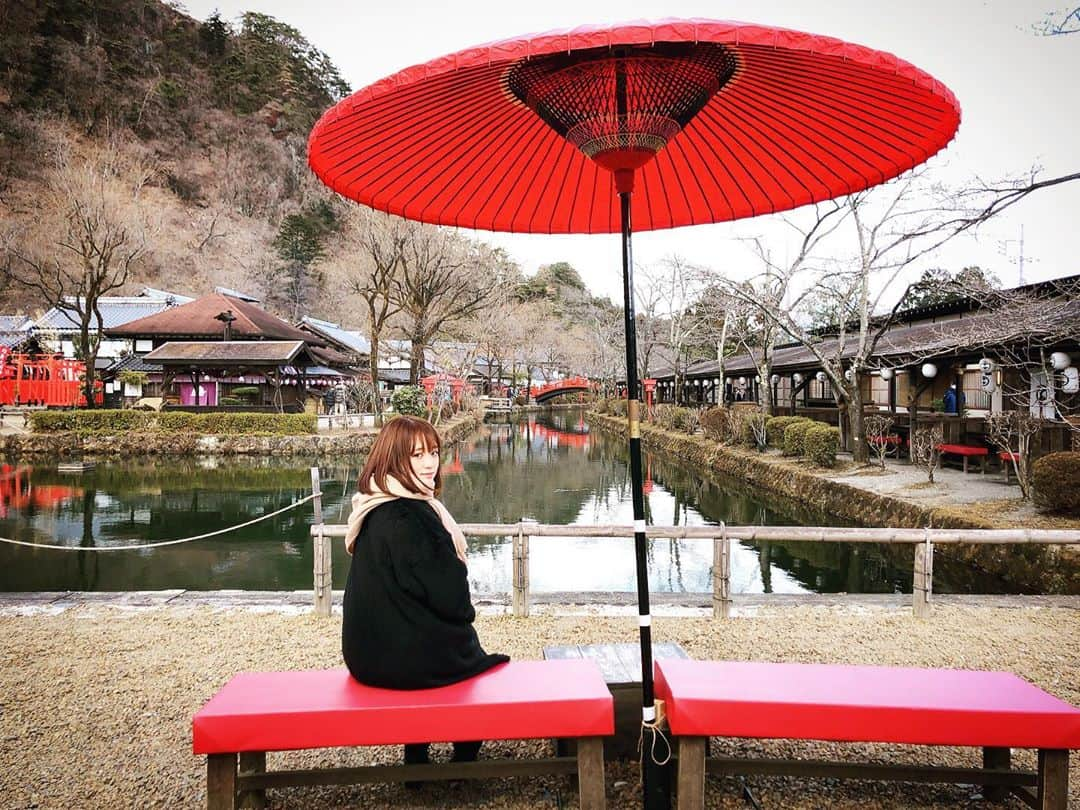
[309,19,959,234]
[309,19,960,809]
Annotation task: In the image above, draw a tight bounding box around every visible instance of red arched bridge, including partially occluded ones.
[529,376,593,404]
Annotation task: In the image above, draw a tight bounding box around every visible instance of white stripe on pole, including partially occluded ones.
[642,706,656,722]
[638,614,652,627]
[634,519,646,533]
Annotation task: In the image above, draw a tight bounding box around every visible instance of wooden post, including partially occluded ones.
[982,747,1011,802]
[1037,749,1068,810]
[206,753,238,810]
[913,529,933,618]
[310,467,331,617]
[676,736,707,810]
[512,520,533,617]
[237,751,266,810]
[576,737,607,810]
[712,529,731,619]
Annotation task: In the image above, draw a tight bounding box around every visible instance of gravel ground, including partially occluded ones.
[1,605,1077,809]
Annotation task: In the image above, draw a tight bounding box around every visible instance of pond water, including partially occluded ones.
[0,408,1035,594]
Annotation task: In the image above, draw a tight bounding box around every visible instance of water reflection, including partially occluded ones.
[0,411,1048,594]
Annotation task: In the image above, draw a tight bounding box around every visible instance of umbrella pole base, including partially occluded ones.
[641,724,672,810]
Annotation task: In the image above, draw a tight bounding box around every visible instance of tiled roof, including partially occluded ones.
[35,299,178,331]
[106,294,325,345]
[105,353,163,374]
[0,331,34,349]
[143,340,306,364]
[0,316,32,331]
[299,317,371,355]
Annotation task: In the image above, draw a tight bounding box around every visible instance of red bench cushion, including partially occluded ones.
[193,661,613,754]
[655,660,1080,749]
[937,444,988,456]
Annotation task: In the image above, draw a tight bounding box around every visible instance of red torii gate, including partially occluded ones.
[0,348,102,407]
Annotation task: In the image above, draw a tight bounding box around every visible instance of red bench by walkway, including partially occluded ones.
[193,661,613,809]
[655,659,1080,810]
[937,443,989,474]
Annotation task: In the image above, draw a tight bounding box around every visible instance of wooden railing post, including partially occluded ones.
[713,523,731,619]
[513,519,534,617]
[311,466,332,617]
[913,528,933,618]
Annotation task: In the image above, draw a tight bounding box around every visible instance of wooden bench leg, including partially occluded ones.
[577,736,606,810]
[207,753,237,810]
[238,751,266,810]
[676,736,706,810]
[982,746,1010,802]
[1037,749,1068,810]
[963,456,969,474]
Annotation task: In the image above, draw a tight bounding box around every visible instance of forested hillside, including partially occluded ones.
[0,0,351,316]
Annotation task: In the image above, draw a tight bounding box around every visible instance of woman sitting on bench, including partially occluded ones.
[342,415,509,768]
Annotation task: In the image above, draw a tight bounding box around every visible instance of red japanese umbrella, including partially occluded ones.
[309,18,960,807]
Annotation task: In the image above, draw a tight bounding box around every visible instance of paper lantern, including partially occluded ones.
[1063,367,1079,394]
[815,371,826,382]
[921,363,938,379]
[770,374,780,385]
[879,368,894,381]
[1051,352,1071,371]
[793,373,803,384]
[977,358,995,375]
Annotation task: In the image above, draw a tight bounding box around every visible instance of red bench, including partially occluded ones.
[655,659,1080,810]
[193,661,613,809]
[936,443,989,473]
[999,451,1022,483]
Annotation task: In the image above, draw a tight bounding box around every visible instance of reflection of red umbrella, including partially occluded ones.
[310,19,959,807]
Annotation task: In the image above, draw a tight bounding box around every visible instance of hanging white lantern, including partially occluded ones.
[1050,351,1071,371]
[980,371,997,393]
[770,374,780,385]
[737,376,746,386]
[815,371,826,383]
[1063,367,1080,394]
[793,373,803,384]
[921,363,938,379]
[754,375,761,383]
[844,369,854,382]
[977,358,995,375]
[879,368,894,381]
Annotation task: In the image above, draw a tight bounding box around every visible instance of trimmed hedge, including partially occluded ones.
[699,406,732,442]
[30,410,316,435]
[1032,452,1080,515]
[804,423,841,467]
[783,420,815,457]
[765,416,812,449]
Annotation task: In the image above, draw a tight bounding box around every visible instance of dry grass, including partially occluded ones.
[1,605,1077,809]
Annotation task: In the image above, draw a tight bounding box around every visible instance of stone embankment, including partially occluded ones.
[588,412,1078,593]
[0,411,483,459]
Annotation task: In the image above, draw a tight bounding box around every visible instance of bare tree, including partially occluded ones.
[323,207,406,422]
[651,255,708,404]
[393,228,507,384]
[987,412,1043,499]
[3,145,157,407]
[864,414,896,470]
[1033,6,1080,35]
[910,423,944,484]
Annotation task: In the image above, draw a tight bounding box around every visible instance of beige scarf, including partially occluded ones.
[344,474,468,564]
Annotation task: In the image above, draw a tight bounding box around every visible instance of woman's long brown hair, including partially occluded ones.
[358,416,442,496]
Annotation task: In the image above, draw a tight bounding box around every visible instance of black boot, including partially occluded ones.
[403,742,430,789]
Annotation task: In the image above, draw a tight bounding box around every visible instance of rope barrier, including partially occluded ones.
[0,493,319,552]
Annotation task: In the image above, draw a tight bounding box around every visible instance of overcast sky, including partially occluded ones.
[184,0,1078,304]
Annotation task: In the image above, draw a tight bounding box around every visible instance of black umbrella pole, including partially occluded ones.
[619,187,670,810]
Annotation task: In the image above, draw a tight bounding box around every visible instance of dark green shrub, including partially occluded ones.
[783,420,816,457]
[765,416,812,448]
[1032,452,1080,515]
[805,424,841,467]
[31,410,151,434]
[390,385,426,416]
[218,396,243,406]
[229,386,260,400]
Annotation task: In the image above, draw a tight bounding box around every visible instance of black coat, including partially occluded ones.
[342,498,508,689]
